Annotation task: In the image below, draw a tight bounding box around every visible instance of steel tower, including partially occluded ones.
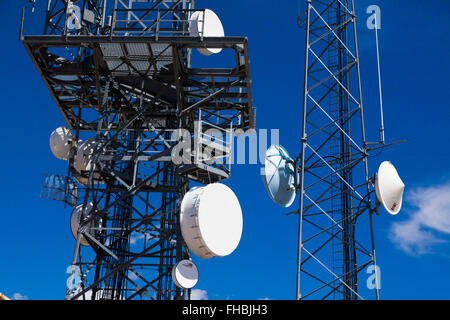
[296,0,379,300]
[22,0,253,300]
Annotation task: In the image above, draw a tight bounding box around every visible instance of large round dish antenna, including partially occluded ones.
[70,202,100,247]
[190,9,224,56]
[375,161,405,215]
[74,139,103,186]
[262,145,297,208]
[180,183,243,259]
[171,260,199,289]
[49,127,74,160]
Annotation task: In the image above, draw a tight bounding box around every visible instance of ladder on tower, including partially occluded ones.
[328,1,343,300]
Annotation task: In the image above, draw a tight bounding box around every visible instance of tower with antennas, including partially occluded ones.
[262,0,404,300]
[22,0,254,300]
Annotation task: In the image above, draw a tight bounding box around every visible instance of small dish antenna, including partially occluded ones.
[180,183,243,259]
[261,145,297,208]
[171,260,199,289]
[375,161,405,215]
[190,9,225,56]
[70,203,100,246]
[49,126,74,160]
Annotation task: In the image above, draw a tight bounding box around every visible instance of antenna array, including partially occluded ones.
[262,0,404,300]
[23,0,254,300]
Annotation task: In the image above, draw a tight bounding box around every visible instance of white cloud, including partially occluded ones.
[130,232,146,245]
[389,182,450,255]
[128,270,140,281]
[130,231,155,245]
[12,293,28,300]
[190,289,208,300]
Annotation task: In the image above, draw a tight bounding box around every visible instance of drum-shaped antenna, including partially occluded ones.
[375,161,405,215]
[180,183,243,259]
[49,127,74,160]
[262,145,297,208]
[190,9,225,56]
[171,260,199,289]
[70,203,100,247]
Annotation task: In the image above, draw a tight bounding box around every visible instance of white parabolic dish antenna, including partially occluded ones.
[180,183,243,259]
[190,9,224,56]
[262,145,297,208]
[70,202,97,247]
[49,126,74,160]
[171,260,199,289]
[74,139,103,186]
[375,161,405,215]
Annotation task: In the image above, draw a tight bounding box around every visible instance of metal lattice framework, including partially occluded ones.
[22,0,254,300]
[295,0,380,300]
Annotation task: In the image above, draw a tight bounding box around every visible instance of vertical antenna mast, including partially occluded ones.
[374,13,385,144]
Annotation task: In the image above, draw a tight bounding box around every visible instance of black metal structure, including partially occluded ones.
[295,0,380,300]
[23,0,253,300]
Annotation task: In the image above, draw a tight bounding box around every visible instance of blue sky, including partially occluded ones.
[0,0,449,300]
